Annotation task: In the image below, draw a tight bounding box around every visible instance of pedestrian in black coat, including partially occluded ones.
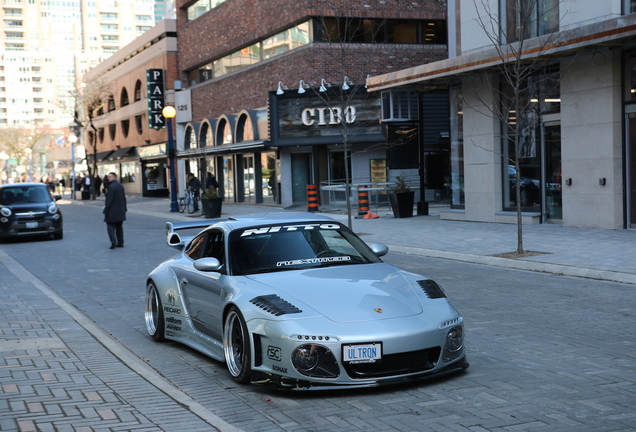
[103,172,127,249]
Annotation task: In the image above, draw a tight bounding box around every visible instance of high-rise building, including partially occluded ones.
[0,0,159,130]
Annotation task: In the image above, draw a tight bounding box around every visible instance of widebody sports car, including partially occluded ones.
[145,213,468,390]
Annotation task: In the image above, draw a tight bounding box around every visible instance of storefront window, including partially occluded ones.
[120,162,136,183]
[500,66,560,211]
[450,85,464,208]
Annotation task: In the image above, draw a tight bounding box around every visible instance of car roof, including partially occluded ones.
[0,182,48,189]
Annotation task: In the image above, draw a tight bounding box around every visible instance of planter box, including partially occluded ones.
[389,191,414,218]
[201,197,222,218]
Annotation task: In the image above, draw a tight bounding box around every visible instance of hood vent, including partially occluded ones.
[250,294,302,316]
[417,280,446,299]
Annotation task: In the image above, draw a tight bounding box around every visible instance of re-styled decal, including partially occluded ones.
[272,364,288,374]
[276,256,351,267]
[267,345,282,361]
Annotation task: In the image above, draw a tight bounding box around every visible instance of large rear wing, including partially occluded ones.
[165,220,223,248]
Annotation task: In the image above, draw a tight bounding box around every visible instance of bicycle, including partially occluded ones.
[178,188,199,214]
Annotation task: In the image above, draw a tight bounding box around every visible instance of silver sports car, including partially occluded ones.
[145,213,468,390]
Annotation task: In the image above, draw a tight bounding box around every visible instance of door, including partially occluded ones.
[180,230,225,341]
[542,123,562,222]
[291,153,311,203]
[627,112,636,228]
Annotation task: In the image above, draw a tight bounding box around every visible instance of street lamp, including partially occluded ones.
[25,148,33,182]
[68,134,77,200]
[162,105,179,212]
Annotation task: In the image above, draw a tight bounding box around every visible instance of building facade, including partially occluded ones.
[0,0,159,131]
[172,0,449,208]
[82,19,177,197]
[369,0,636,229]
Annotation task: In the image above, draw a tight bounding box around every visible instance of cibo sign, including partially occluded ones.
[301,106,356,126]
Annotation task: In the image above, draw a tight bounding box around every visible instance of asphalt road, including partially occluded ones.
[2,202,635,432]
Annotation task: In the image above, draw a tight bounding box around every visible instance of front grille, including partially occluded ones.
[344,347,441,379]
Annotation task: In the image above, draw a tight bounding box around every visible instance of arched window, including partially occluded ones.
[107,95,115,112]
[134,80,142,101]
[121,119,130,137]
[135,115,143,135]
[98,128,104,143]
[121,88,129,107]
[108,124,116,140]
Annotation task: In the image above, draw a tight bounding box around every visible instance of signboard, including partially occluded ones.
[273,91,382,141]
[175,88,192,123]
[147,69,165,130]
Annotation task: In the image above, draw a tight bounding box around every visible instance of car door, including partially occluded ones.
[180,229,225,341]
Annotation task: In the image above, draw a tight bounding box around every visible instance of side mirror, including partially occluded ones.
[370,243,389,257]
[193,257,223,272]
[53,195,62,201]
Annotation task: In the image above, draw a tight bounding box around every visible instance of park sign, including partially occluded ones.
[147,69,165,130]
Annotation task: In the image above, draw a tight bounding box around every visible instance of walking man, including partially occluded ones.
[103,172,127,249]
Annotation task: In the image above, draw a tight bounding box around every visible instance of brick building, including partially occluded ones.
[172,0,450,207]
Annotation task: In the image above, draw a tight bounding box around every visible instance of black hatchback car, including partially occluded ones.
[0,183,63,241]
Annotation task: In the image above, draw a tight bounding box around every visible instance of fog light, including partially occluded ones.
[291,344,339,378]
[0,217,7,223]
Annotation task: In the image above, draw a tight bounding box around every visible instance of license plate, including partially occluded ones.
[26,222,38,229]
[342,342,382,364]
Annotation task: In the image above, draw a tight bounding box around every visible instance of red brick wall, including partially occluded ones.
[176,0,447,71]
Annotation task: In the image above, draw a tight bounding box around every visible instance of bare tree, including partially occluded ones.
[299,15,388,229]
[70,78,113,199]
[469,0,562,254]
[0,127,52,181]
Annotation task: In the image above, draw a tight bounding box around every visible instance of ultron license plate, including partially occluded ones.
[342,342,382,364]
[26,222,38,229]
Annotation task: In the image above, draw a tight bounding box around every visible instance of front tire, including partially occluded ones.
[179,198,186,213]
[187,197,196,214]
[223,306,251,384]
[145,282,165,342]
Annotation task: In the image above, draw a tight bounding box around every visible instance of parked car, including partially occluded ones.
[508,165,540,206]
[0,183,63,241]
[145,213,468,390]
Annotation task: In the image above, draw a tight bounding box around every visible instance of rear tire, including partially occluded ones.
[187,197,195,214]
[179,198,186,213]
[223,306,251,384]
[145,282,165,342]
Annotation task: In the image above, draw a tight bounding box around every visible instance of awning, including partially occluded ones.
[87,151,113,163]
[108,146,136,160]
[176,141,269,158]
[367,13,636,92]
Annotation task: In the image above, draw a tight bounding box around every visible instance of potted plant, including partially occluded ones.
[200,187,223,218]
[388,176,415,218]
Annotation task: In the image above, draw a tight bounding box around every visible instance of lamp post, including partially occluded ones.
[25,148,33,182]
[68,134,77,200]
[162,105,179,212]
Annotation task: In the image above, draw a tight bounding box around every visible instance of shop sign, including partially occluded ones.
[147,69,165,130]
[138,143,167,158]
[275,92,381,140]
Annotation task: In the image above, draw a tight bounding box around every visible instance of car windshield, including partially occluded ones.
[0,186,51,205]
[228,222,382,275]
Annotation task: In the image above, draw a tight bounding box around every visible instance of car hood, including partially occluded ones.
[6,202,51,212]
[244,263,426,322]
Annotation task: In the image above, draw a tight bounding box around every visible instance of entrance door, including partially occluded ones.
[543,123,562,222]
[627,112,636,228]
[291,153,311,203]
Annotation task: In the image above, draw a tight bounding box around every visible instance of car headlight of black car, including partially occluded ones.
[47,202,58,215]
[443,326,464,362]
[291,344,339,378]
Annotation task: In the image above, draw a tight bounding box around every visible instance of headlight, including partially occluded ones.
[0,207,11,217]
[47,202,58,214]
[443,326,464,362]
[291,344,339,378]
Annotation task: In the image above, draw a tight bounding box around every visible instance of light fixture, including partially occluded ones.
[319,78,331,92]
[365,74,371,89]
[276,81,287,95]
[342,76,353,90]
[298,80,309,94]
